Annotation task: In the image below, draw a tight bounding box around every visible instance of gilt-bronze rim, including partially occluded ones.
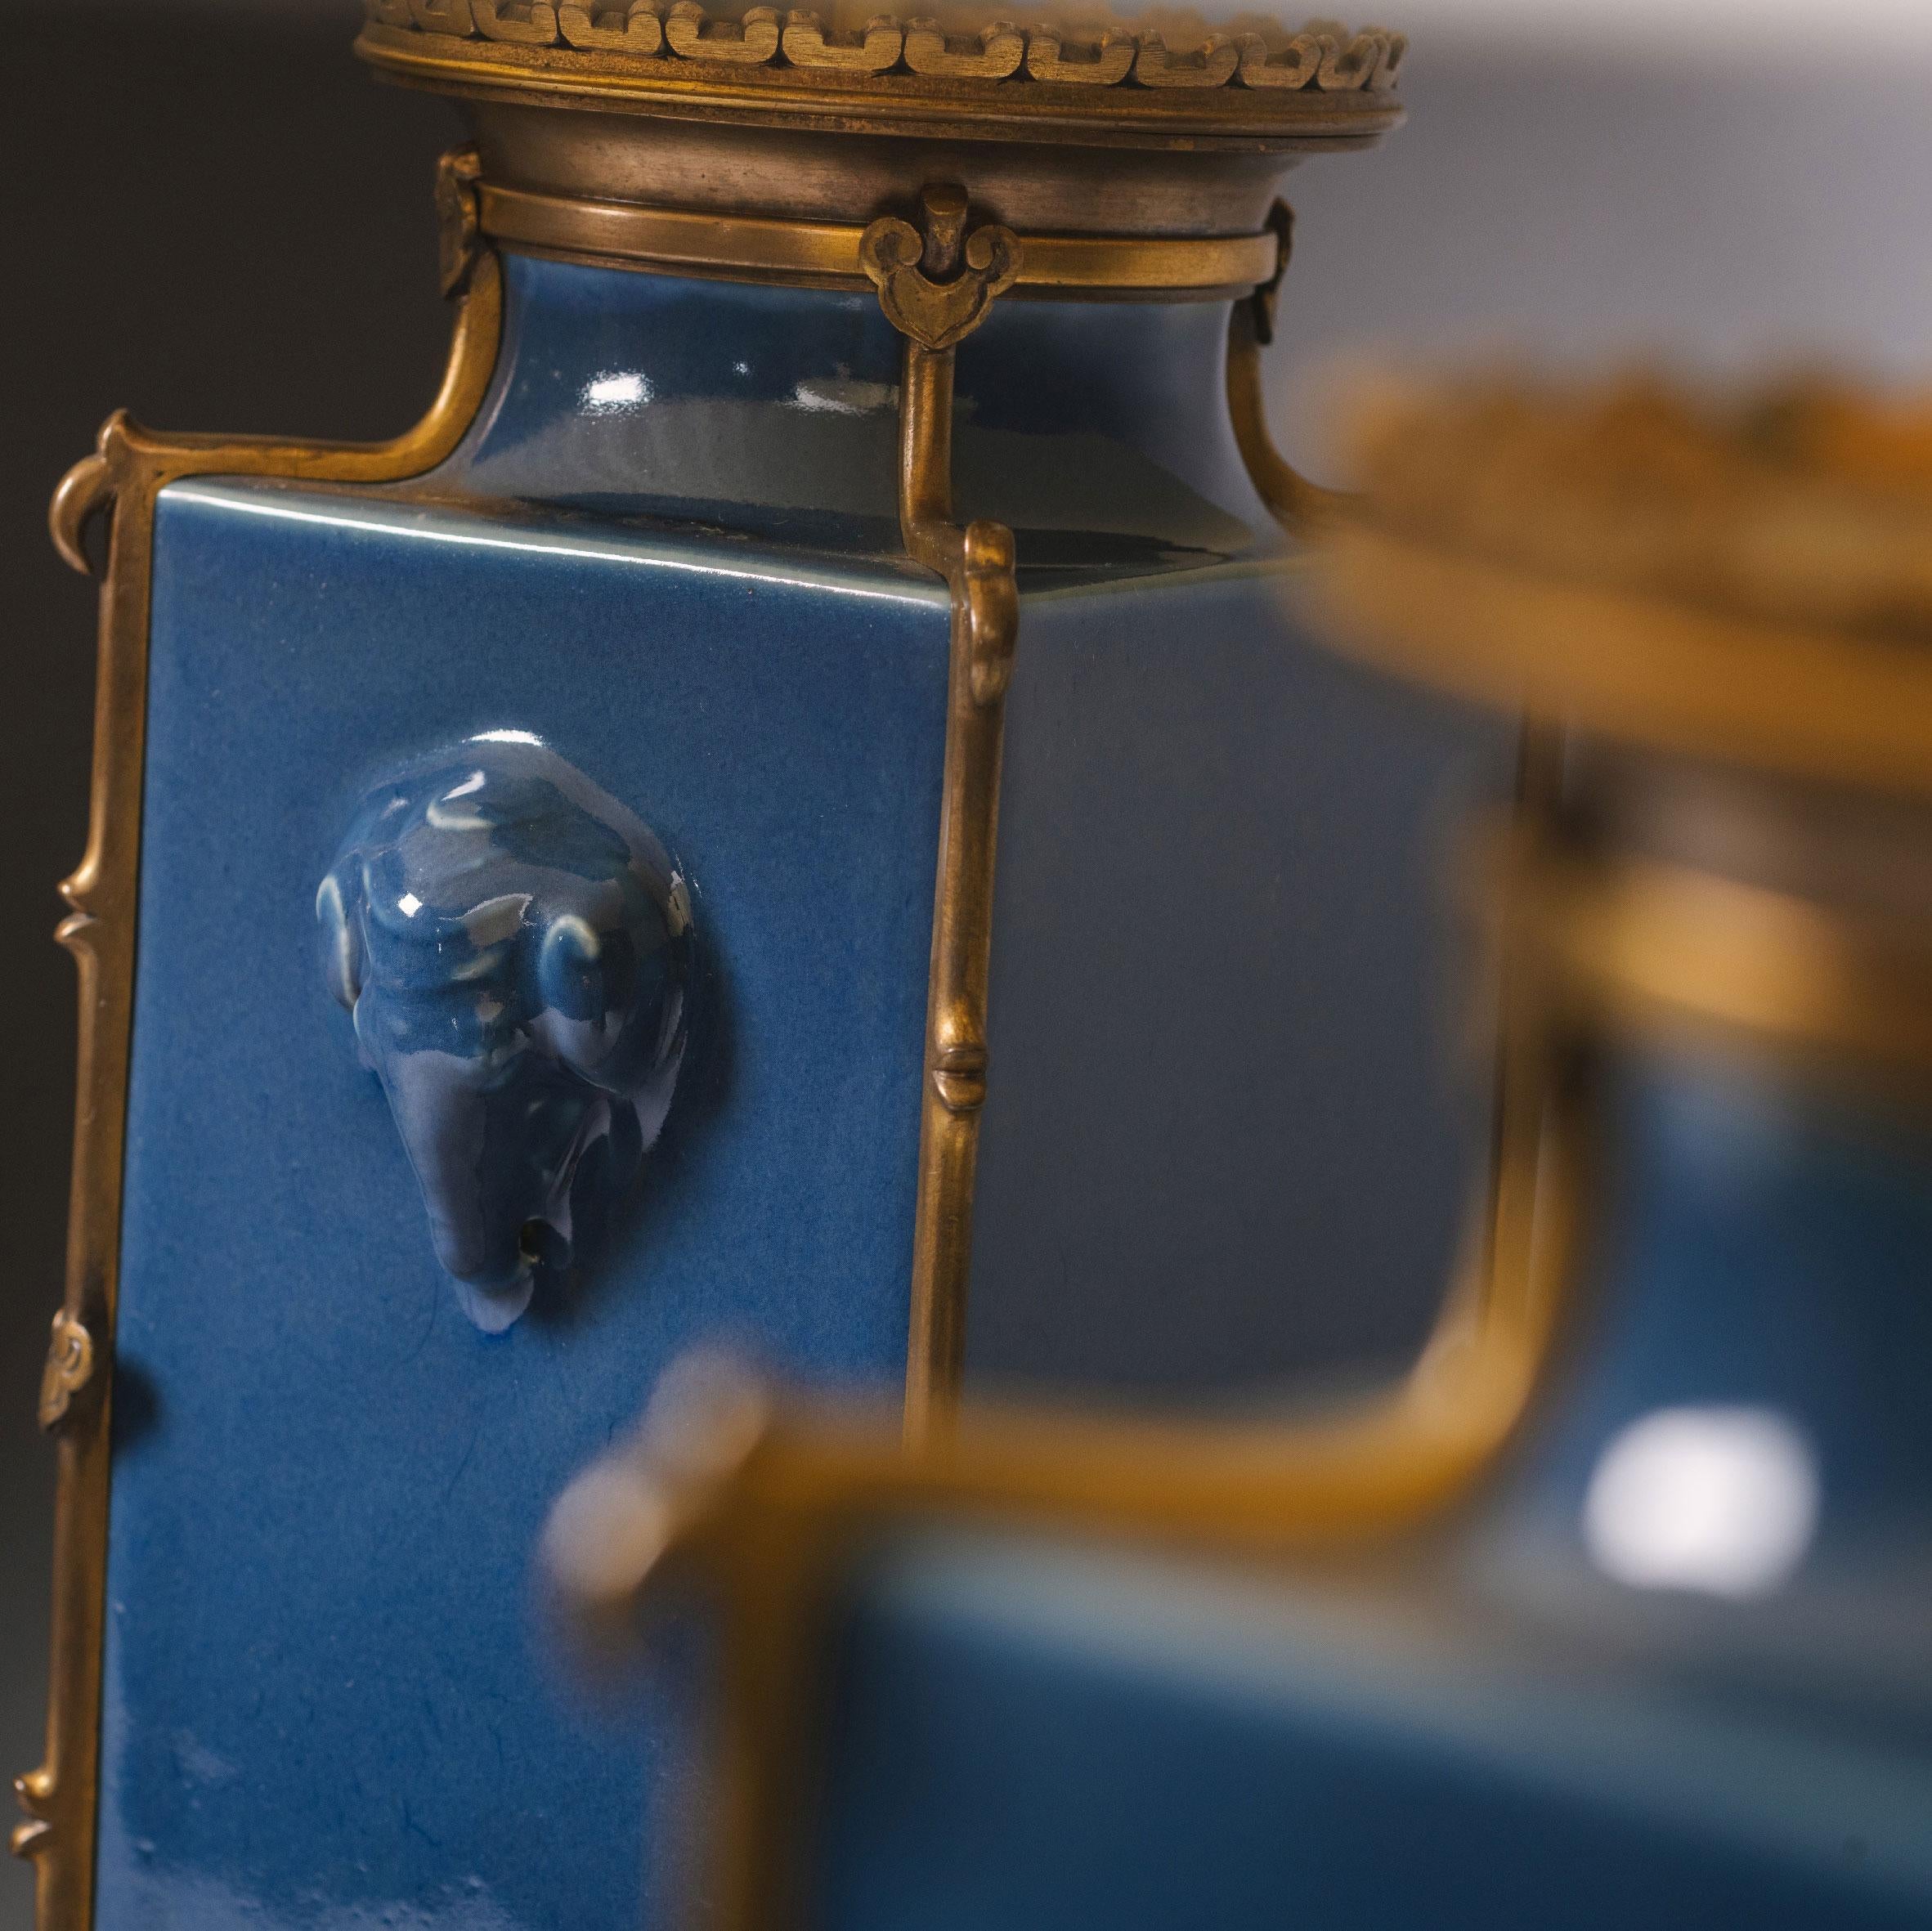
[477,179,1281,295]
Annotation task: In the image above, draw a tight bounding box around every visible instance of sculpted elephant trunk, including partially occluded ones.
[317,734,692,1331]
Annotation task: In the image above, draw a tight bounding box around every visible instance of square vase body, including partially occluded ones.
[82,251,1506,1928]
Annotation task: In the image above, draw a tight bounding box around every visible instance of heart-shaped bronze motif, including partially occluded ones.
[859,213,1022,352]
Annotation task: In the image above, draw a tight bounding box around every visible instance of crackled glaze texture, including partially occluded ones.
[317,737,693,1331]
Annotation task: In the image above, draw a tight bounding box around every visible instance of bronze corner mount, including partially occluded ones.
[435,143,487,294]
[36,1314,96,1434]
[1226,199,1352,535]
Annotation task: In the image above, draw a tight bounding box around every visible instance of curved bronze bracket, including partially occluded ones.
[18,146,504,1931]
[48,456,114,581]
[862,186,1021,1444]
[1226,201,1352,535]
[544,733,1584,1931]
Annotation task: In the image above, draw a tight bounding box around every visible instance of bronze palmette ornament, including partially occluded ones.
[16,8,1448,1931]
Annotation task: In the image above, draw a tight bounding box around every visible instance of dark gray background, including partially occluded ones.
[3,7,1929,1925]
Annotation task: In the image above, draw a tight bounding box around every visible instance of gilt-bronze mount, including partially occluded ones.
[20,11,1410,1929]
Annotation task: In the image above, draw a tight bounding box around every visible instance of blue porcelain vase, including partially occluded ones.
[20,17,1459,1931]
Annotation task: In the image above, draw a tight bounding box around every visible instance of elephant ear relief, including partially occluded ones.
[15,15,1492,1931]
[318,735,692,1331]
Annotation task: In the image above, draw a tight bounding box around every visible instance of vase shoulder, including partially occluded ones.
[425,253,1280,572]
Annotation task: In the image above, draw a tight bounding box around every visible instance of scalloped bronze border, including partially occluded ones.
[356,7,1407,105]
[356,19,1406,150]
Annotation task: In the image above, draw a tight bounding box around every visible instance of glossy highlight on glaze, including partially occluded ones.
[316,733,692,1331]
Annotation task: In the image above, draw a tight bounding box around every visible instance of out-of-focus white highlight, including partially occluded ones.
[1583,1406,1820,1599]
[582,371,651,414]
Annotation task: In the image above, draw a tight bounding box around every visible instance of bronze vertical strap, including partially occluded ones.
[898,338,1018,1441]
[12,446,146,1931]
[1225,201,1349,535]
[861,186,1021,1443]
[1464,720,1573,1376]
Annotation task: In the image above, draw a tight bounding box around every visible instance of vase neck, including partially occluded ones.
[431,251,1277,572]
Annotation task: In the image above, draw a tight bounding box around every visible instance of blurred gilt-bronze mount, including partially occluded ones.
[1320,376,1932,797]
[545,374,1932,1931]
[1316,377,1932,1092]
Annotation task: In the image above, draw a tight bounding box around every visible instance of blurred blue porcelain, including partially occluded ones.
[804,1044,1932,1931]
[317,735,692,1331]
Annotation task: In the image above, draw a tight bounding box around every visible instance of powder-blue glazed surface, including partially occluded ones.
[95,252,1501,1929]
[971,563,1508,1397]
[97,480,949,1930]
